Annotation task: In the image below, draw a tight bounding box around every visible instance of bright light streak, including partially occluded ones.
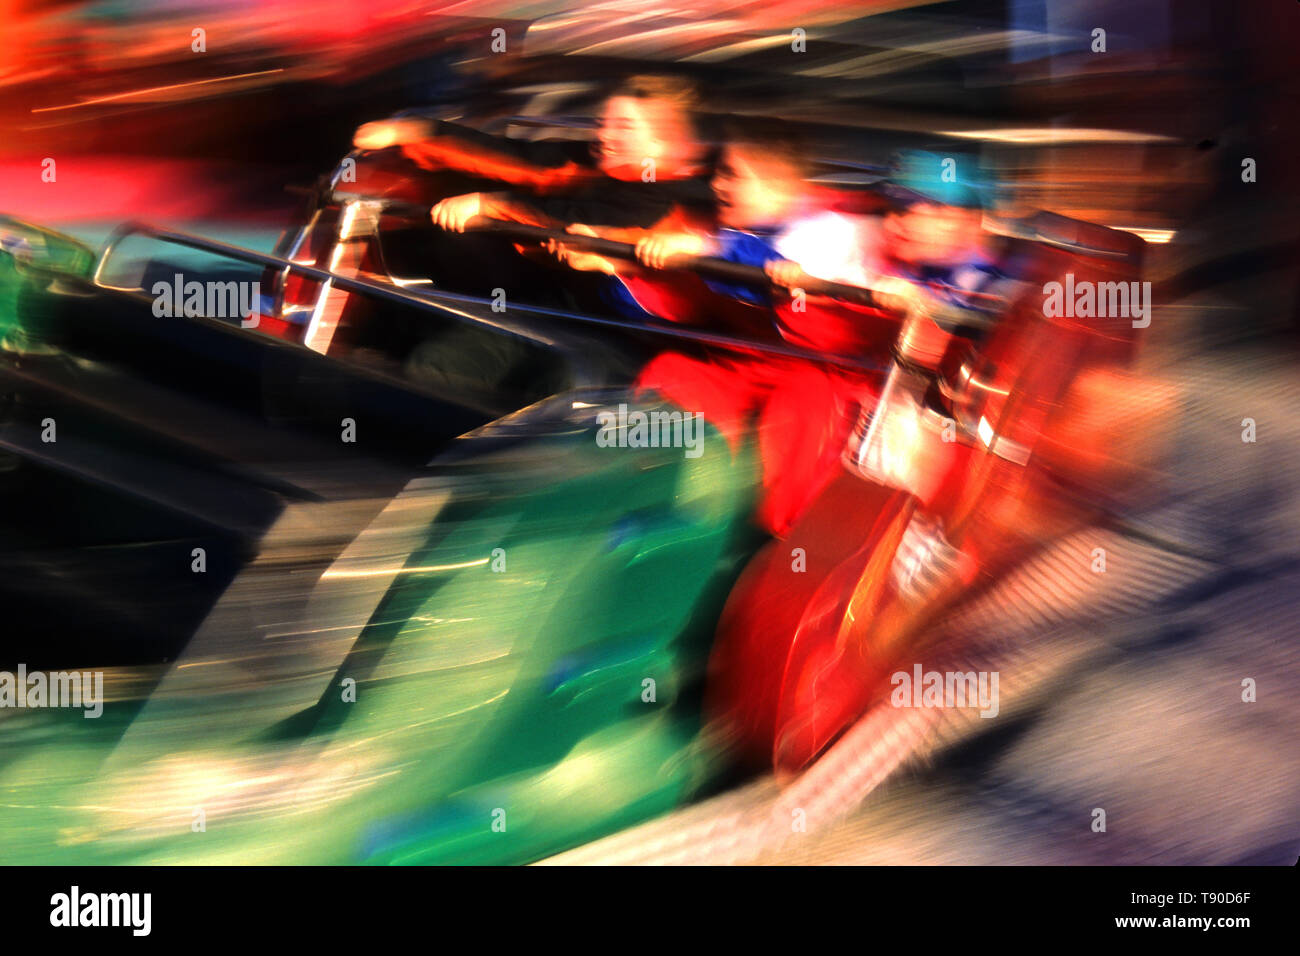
[321,558,490,580]
[1114,227,1176,244]
[940,127,1174,145]
[31,70,286,113]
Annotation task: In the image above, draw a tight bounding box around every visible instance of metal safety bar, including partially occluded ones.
[91,220,893,374]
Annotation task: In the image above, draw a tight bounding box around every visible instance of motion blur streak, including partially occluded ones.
[31,70,287,113]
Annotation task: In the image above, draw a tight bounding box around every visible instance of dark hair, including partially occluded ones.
[608,74,701,112]
[719,117,811,178]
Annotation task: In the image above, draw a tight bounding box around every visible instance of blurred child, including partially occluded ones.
[356,74,715,233]
[856,149,1008,332]
[558,125,892,535]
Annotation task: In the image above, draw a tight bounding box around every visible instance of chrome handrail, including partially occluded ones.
[92,220,565,354]
[90,220,890,375]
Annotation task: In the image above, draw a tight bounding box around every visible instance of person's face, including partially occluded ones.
[596,95,697,178]
[712,146,801,229]
[885,202,983,266]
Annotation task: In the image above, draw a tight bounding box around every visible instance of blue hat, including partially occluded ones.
[885,149,988,209]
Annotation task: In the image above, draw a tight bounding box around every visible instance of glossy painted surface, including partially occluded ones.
[0,217,764,863]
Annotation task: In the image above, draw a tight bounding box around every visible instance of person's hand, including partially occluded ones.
[871,275,927,316]
[765,259,808,291]
[431,193,483,233]
[353,118,431,150]
[550,223,617,274]
[635,231,708,269]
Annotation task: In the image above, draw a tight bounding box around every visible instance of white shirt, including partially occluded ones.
[774,211,884,289]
